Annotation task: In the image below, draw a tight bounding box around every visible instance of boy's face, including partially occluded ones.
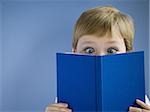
[73,34,126,56]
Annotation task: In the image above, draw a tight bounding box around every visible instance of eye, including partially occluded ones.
[107,47,119,54]
[83,47,95,54]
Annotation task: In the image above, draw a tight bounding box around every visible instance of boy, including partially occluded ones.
[46,6,150,112]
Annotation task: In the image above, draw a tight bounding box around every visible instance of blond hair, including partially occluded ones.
[72,6,135,51]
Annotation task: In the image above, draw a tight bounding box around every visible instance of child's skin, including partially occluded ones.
[45,35,150,112]
[45,6,150,112]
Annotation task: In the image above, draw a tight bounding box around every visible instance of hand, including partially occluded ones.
[129,99,150,112]
[45,103,72,112]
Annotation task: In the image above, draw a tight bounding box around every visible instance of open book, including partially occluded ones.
[57,51,145,112]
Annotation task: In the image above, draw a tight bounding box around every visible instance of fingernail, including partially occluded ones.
[136,99,141,102]
[62,103,68,107]
[129,106,133,110]
[68,109,72,112]
[58,102,68,107]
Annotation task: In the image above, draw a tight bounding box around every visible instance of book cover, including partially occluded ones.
[57,51,145,112]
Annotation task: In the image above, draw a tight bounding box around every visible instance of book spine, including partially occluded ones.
[95,56,102,111]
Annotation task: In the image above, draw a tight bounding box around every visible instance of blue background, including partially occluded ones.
[0,0,149,111]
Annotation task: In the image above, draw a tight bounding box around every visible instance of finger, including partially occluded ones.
[46,110,58,112]
[50,103,68,108]
[129,106,142,112]
[45,106,58,112]
[142,109,150,112]
[45,109,59,112]
[136,99,150,110]
[45,106,72,112]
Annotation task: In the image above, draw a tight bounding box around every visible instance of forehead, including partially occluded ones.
[78,34,124,44]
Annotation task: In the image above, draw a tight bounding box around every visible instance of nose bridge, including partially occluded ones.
[98,52,105,56]
[97,43,106,56]
[97,49,106,56]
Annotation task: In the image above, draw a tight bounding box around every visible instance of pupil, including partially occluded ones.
[87,48,93,53]
[108,48,116,54]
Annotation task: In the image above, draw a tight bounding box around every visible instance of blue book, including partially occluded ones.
[57,51,145,112]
